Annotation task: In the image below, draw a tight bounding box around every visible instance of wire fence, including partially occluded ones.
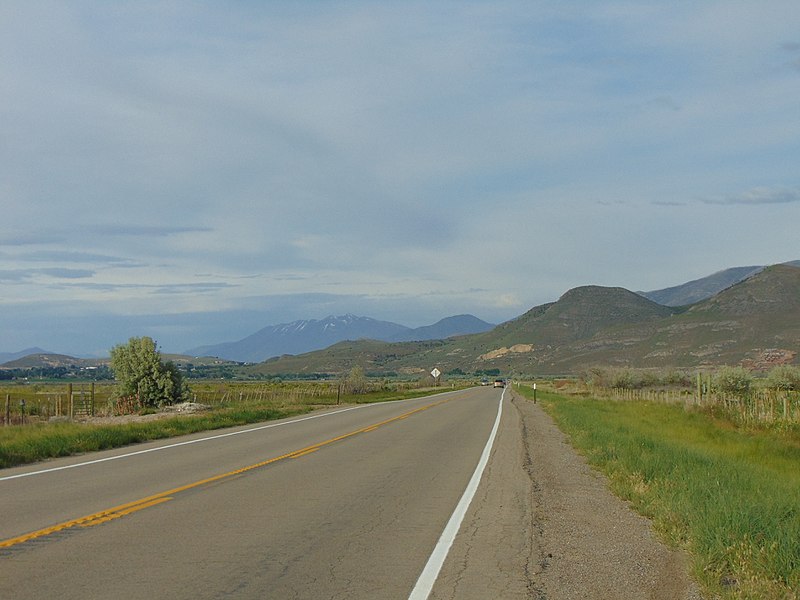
[2,383,110,424]
[1,379,430,425]
[595,386,800,424]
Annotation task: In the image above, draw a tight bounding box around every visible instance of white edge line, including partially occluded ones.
[408,387,505,600]
[1,388,465,483]
[0,406,359,481]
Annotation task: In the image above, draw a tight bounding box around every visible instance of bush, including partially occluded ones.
[661,370,693,387]
[340,366,368,395]
[581,367,610,388]
[110,337,190,408]
[713,366,753,398]
[610,369,640,389]
[765,365,800,391]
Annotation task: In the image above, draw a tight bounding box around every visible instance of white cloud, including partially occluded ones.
[1,1,799,353]
[702,187,800,205]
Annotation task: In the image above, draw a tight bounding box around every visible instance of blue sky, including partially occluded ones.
[2,1,799,356]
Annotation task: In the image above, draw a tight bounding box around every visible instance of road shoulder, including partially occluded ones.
[431,390,703,599]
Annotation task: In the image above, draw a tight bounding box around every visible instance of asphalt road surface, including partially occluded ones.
[1,387,505,600]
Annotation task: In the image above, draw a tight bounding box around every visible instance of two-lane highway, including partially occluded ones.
[2,386,505,599]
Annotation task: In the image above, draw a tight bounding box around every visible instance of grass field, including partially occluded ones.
[518,384,800,599]
[0,380,460,469]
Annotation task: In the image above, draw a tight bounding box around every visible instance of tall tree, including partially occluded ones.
[110,336,189,407]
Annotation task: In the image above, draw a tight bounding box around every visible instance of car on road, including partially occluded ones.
[493,379,505,388]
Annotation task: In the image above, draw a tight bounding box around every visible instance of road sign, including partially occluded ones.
[431,368,441,378]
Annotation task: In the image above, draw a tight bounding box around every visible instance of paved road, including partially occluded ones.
[1,387,504,599]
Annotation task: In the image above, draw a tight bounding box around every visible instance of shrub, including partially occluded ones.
[340,366,368,395]
[765,365,800,391]
[713,366,753,398]
[110,337,190,408]
[610,369,640,389]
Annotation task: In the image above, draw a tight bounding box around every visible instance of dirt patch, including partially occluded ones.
[77,402,211,425]
[479,344,534,361]
[742,348,797,370]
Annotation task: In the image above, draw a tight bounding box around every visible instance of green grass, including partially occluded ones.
[0,383,461,470]
[519,386,800,600]
[0,405,306,469]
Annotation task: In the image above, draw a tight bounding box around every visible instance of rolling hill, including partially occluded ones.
[248,264,800,377]
[0,348,53,364]
[639,260,800,306]
[4,262,798,377]
[0,353,106,369]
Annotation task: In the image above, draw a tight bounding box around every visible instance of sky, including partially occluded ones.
[2,1,799,357]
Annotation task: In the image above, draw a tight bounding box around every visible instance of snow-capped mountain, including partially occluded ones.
[185,314,493,363]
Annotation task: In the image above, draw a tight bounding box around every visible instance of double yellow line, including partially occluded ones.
[1,398,446,550]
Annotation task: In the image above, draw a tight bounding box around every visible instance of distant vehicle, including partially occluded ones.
[480,378,489,386]
[493,379,505,388]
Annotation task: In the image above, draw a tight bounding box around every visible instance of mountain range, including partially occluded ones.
[248,263,800,377]
[184,262,800,364]
[3,261,799,373]
[638,265,766,306]
[184,314,495,363]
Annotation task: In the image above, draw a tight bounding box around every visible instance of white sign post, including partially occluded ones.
[431,368,441,386]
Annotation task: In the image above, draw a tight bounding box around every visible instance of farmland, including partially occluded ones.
[0,379,461,469]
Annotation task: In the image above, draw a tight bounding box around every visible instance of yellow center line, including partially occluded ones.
[1,397,450,550]
[80,497,174,527]
[290,448,319,459]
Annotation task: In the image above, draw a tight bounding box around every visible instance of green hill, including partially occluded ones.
[0,353,103,369]
[247,265,800,377]
[651,263,800,368]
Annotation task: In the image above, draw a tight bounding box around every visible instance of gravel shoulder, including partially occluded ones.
[432,389,703,599]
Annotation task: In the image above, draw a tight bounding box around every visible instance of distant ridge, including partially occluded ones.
[0,352,101,369]
[0,347,52,365]
[250,264,800,376]
[186,314,406,363]
[185,314,493,363]
[640,260,800,306]
[388,315,494,342]
[640,266,764,306]
[6,262,798,371]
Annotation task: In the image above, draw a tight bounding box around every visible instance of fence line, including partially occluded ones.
[598,387,799,423]
[2,379,429,426]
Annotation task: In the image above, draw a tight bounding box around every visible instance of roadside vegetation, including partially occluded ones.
[109,336,189,407]
[519,375,800,600]
[578,365,800,429]
[0,370,465,469]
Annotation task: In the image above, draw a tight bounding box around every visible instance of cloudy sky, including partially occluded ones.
[2,1,799,356]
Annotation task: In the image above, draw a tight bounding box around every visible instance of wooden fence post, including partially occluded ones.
[4,394,9,426]
[68,383,73,419]
[696,372,702,405]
